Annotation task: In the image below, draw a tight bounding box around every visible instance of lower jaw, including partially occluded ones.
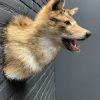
[67,49,80,52]
[64,45,80,52]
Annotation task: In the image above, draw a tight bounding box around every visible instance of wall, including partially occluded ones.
[0,0,56,100]
[55,0,100,100]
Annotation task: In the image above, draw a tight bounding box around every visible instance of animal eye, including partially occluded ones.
[50,18,60,22]
[64,21,71,25]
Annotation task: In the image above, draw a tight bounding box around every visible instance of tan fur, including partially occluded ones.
[3,0,90,80]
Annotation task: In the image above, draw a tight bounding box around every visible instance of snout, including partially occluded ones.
[77,32,91,41]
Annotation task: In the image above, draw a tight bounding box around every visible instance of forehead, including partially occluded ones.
[50,10,75,21]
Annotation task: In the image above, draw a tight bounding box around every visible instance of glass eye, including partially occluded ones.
[64,21,71,25]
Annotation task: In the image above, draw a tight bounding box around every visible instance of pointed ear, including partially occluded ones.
[48,0,65,10]
[69,8,79,15]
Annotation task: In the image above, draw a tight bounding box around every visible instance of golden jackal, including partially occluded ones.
[3,0,91,80]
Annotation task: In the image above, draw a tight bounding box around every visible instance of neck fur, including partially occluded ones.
[31,36,60,67]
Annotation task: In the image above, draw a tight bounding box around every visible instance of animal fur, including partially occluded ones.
[3,0,91,80]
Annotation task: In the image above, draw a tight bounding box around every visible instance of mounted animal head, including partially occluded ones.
[35,0,91,52]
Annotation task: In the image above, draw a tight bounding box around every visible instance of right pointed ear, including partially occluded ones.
[47,0,65,10]
[69,8,79,15]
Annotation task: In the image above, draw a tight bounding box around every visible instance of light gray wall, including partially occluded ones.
[55,0,100,100]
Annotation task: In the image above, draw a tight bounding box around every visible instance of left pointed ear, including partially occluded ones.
[69,8,79,15]
[48,0,65,10]
[57,0,65,9]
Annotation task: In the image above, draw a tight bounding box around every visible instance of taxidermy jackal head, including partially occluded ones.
[3,0,91,80]
[35,0,91,52]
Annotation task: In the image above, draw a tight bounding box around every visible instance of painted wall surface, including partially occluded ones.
[55,0,100,100]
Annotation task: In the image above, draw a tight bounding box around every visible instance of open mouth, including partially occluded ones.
[62,38,80,52]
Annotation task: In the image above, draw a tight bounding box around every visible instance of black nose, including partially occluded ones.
[77,32,91,41]
[86,33,91,38]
